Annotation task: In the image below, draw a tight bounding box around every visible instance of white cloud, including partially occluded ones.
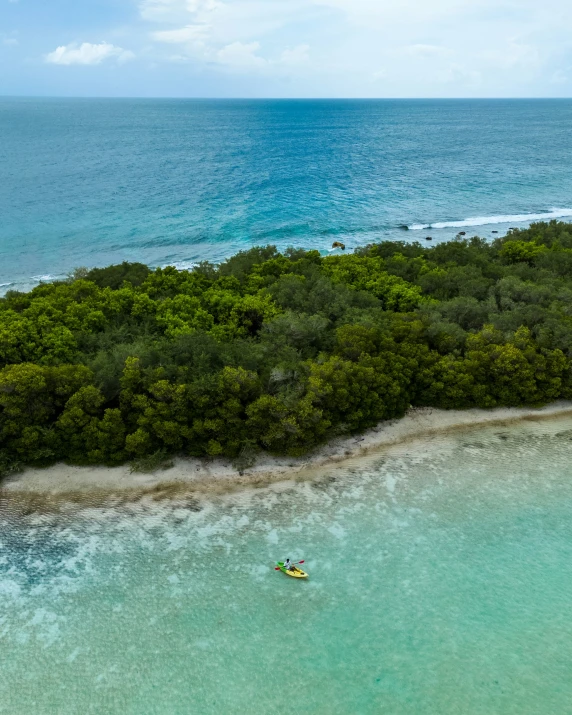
[187,0,223,11]
[402,44,452,58]
[152,24,210,43]
[142,0,316,74]
[141,0,313,44]
[45,42,134,66]
[550,69,568,84]
[134,0,572,95]
[280,44,310,65]
[216,41,266,68]
[2,32,18,46]
[483,40,541,71]
[439,63,482,86]
[140,0,224,23]
[140,0,182,22]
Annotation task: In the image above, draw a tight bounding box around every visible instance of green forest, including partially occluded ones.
[2,220,572,477]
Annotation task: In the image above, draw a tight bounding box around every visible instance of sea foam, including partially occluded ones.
[408,208,572,231]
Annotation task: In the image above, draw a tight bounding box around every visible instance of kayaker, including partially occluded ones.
[284,558,295,571]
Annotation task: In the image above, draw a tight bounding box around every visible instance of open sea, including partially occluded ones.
[2,416,572,713]
[2,98,572,292]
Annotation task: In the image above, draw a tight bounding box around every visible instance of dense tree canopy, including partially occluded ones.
[2,221,572,475]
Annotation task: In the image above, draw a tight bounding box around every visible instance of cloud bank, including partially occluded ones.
[3,0,572,95]
[45,42,134,66]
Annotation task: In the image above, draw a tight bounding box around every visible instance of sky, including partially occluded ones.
[2,0,572,97]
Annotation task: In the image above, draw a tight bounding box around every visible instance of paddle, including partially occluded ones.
[275,560,304,571]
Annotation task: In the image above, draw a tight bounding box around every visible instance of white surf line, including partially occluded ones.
[409,208,572,231]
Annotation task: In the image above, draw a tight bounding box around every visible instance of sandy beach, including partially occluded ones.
[2,401,572,502]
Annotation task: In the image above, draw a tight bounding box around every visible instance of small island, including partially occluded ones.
[2,220,572,481]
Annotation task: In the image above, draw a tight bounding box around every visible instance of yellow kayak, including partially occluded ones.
[277,562,308,578]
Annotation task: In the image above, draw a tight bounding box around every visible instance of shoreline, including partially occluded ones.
[2,401,572,503]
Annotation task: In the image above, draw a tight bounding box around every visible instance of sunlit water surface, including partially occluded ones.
[2,417,572,713]
[3,99,572,293]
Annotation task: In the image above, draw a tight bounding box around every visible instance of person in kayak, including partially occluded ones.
[284,558,295,572]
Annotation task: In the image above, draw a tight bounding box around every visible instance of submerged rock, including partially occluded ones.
[332,241,346,250]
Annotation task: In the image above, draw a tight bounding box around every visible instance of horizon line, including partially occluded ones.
[2,95,572,101]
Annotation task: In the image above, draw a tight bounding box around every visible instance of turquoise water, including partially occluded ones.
[2,416,572,713]
[2,99,572,292]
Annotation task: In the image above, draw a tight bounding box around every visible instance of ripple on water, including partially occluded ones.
[1,416,572,713]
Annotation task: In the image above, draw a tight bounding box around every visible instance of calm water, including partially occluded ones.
[2,416,572,713]
[2,98,572,292]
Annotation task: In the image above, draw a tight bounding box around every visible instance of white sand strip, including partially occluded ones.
[2,402,572,499]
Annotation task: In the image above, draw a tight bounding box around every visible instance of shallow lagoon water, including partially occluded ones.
[2,417,572,713]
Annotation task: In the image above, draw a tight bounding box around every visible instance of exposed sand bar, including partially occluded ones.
[2,402,572,503]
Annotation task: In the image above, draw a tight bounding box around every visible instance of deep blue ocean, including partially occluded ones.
[2,98,572,293]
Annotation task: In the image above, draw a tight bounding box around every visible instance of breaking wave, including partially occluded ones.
[408,208,572,231]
